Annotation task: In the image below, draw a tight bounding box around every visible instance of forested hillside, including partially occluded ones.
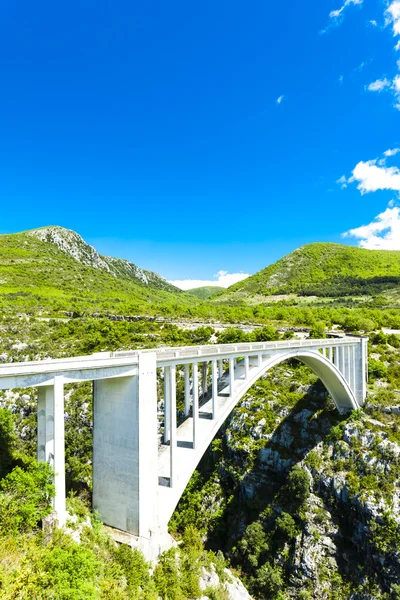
[187,286,225,300]
[0,226,197,316]
[219,243,400,301]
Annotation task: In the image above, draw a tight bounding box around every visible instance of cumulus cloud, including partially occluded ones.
[367,78,392,91]
[384,147,400,156]
[169,270,250,291]
[386,1,400,37]
[338,149,400,194]
[343,205,400,249]
[367,75,400,108]
[277,95,284,104]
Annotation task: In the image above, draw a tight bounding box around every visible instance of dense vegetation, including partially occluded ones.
[187,287,225,300]
[221,243,400,300]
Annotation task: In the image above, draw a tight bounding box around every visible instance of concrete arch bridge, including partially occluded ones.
[0,336,368,558]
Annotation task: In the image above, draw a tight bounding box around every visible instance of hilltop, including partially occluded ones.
[218,243,400,302]
[0,226,193,316]
[186,286,225,300]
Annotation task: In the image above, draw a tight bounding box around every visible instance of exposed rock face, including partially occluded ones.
[175,362,400,599]
[28,226,112,271]
[199,565,252,600]
[28,226,179,292]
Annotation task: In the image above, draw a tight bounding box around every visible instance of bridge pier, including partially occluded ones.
[184,364,190,416]
[92,352,161,555]
[37,376,66,526]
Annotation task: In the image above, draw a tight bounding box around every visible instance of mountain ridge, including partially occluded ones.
[27,226,179,292]
[0,226,195,316]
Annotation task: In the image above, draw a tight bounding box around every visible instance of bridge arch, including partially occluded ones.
[158,348,360,526]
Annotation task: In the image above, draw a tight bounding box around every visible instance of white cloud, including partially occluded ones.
[386,1,400,37]
[324,0,363,29]
[338,149,400,194]
[169,270,250,291]
[277,95,284,104]
[366,75,400,108]
[343,205,400,249]
[351,160,400,193]
[384,147,400,156]
[367,78,392,92]
[396,40,400,50]
[329,0,363,19]
[369,19,378,27]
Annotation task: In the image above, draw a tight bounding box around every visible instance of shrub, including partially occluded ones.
[0,461,54,535]
[368,359,387,381]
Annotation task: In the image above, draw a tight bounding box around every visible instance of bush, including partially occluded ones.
[0,408,16,480]
[275,512,298,542]
[114,544,153,598]
[251,562,283,598]
[368,358,387,381]
[283,465,311,510]
[0,461,54,535]
[237,522,269,570]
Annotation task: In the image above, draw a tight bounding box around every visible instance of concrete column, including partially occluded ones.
[328,346,333,362]
[257,353,262,367]
[169,366,177,487]
[184,364,190,417]
[347,346,351,384]
[333,346,338,367]
[164,366,171,443]
[53,376,66,523]
[201,362,208,397]
[357,338,368,404]
[192,363,199,449]
[211,359,218,419]
[93,352,158,540]
[244,355,249,379]
[37,378,66,526]
[229,357,235,397]
[218,360,224,379]
[37,388,47,464]
[339,339,367,406]
[338,346,343,374]
[351,345,356,393]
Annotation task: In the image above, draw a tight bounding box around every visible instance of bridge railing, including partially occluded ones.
[112,335,365,364]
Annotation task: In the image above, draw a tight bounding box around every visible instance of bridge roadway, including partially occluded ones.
[0,335,368,558]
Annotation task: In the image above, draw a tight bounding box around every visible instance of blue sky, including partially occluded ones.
[1,1,400,287]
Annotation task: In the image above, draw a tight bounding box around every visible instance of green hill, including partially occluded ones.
[219,243,400,301]
[0,226,195,315]
[187,286,225,299]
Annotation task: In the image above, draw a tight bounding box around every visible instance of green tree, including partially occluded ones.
[309,323,326,339]
[0,461,54,535]
[283,465,311,510]
[237,522,269,569]
[0,408,16,480]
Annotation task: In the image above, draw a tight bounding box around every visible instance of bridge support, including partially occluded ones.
[92,352,161,556]
[37,376,66,526]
